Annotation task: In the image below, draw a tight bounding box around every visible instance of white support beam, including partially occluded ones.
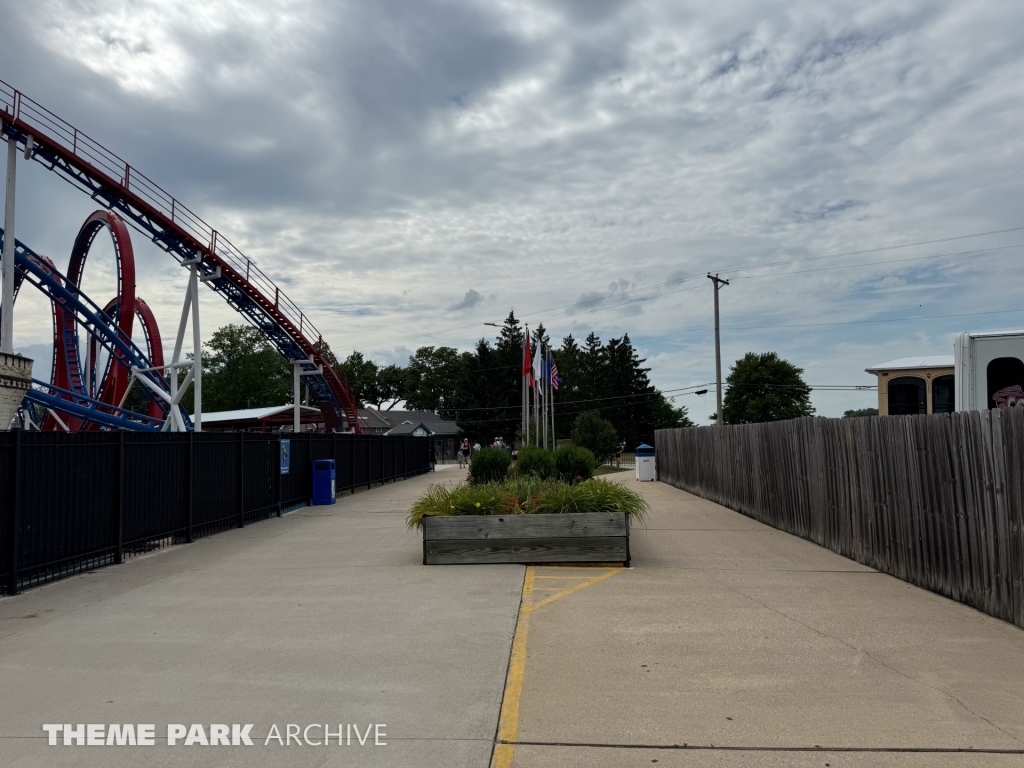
[190,264,202,432]
[293,362,301,433]
[1,133,17,354]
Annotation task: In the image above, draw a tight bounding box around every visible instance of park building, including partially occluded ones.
[362,409,462,462]
[865,357,955,416]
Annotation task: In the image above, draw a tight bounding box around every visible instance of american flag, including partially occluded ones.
[547,350,561,390]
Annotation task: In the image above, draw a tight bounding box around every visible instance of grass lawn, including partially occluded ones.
[594,465,628,476]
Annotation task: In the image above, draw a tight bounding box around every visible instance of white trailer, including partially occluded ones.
[954,330,1024,411]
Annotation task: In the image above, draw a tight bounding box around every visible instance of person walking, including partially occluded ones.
[459,438,471,469]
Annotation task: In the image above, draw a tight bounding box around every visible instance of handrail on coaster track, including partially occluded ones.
[0,80,361,432]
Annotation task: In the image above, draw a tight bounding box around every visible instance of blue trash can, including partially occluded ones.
[312,459,336,505]
[635,443,656,482]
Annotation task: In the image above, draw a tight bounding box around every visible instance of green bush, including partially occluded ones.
[407,477,649,529]
[516,445,556,479]
[570,411,619,465]
[554,445,596,483]
[467,446,511,485]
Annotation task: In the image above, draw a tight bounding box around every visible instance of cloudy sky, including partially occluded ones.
[3,0,1024,418]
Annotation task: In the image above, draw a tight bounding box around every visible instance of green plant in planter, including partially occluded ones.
[468,446,511,484]
[554,445,596,483]
[407,478,649,529]
[516,445,555,479]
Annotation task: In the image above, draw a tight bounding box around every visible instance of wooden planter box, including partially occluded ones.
[422,512,630,565]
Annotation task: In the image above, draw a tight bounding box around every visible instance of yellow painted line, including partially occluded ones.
[492,567,535,768]
[490,565,621,768]
[525,568,619,613]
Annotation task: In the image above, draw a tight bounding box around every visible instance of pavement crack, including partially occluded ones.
[704,571,1023,748]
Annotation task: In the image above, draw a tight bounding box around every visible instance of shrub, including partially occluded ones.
[554,445,596,483]
[407,478,649,529]
[570,411,619,465]
[516,445,556,479]
[468,446,511,484]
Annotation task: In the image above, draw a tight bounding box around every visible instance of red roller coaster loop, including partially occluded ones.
[0,80,362,431]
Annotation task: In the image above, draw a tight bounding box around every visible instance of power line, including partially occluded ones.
[345,230,1024,351]
[642,307,1024,347]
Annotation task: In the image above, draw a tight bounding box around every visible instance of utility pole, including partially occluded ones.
[707,273,729,426]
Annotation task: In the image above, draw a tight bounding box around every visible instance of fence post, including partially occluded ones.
[308,430,313,503]
[237,432,245,528]
[276,435,283,516]
[115,431,124,565]
[186,431,194,543]
[366,438,372,490]
[7,431,21,595]
[350,434,355,495]
[382,436,386,485]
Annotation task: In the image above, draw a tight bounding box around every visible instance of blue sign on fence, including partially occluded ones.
[280,439,291,475]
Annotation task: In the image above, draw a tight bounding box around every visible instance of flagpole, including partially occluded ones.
[532,333,538,447]
[550,364,555,449]
[523,326,529,447]
[542,343,548,450]
[522,329,527,448]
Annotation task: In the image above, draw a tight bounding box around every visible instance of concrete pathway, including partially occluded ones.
[0,467,522,767]
[4,470,1024,768]
[498,477,1024,767]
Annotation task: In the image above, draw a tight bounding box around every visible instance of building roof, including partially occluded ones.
[361,408,460,435]
[202,405,324,423]
[357,409,393,430]
[385,422,433,436]
[865,356,954,374]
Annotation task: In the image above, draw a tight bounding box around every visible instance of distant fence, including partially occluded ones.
[0,432,430,594]
[655,410,1024,630]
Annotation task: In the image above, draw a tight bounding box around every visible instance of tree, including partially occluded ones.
[365,364,405,410]
[649,393,694,430]
[402,346,465,412]
[843,407,878,418]
[721,352,814,424]
[199,324,292,412]
[570,411,619,465]
[339,351,378,407]
[456,310,525,442]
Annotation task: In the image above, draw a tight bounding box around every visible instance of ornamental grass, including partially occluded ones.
[407,477,649,530]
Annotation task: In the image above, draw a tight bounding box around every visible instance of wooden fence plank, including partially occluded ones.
[654,407,1022,630]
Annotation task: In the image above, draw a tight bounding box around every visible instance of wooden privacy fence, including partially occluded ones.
[655,409,1024,629]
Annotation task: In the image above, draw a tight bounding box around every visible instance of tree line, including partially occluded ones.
[168,313,691,446]
[341,311,693,447]
[161,316,827,438]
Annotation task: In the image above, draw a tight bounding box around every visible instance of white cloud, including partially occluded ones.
[4,0,1024,415]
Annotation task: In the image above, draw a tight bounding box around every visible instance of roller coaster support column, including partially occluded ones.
[2,130,16,353]
[191,261,202,432]
[292,359,323,433]
[168,259,206,432]
[293,362,300,433]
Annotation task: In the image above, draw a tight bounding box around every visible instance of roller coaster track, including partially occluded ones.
[0,80,361,432]
[2,226,186,431]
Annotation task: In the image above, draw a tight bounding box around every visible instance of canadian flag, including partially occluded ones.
[523,328,533,386]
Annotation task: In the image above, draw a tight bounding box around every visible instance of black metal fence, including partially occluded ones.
[0,432,430,594]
